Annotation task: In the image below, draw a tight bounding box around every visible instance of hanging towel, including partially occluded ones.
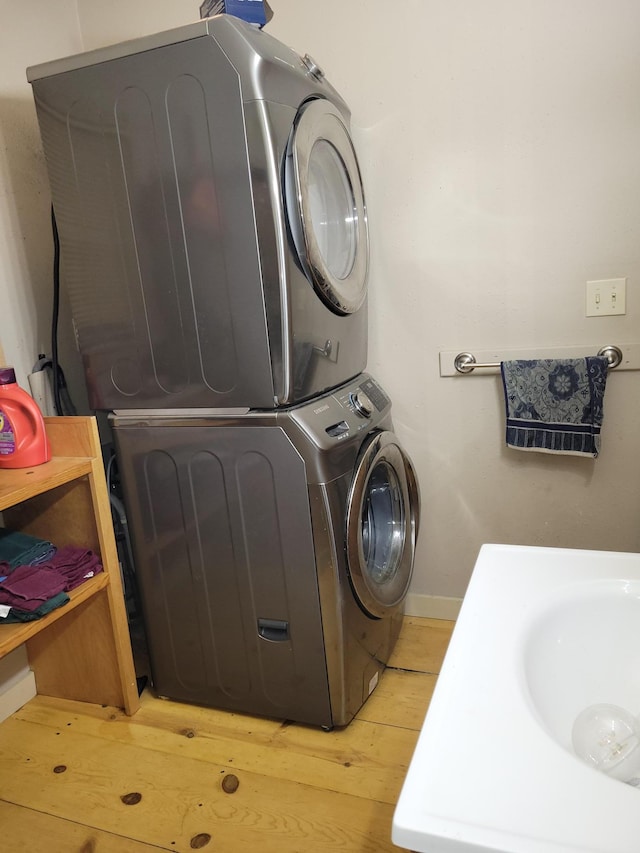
[500,357,609,457]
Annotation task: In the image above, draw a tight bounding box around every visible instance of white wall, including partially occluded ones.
[0,2,84,694]
[266,0,640,603]
[22,1,640,604]
[0,0,84,390]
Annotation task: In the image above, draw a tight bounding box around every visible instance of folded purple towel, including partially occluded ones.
[0,591,70,622]
[39,546,103,591]
[0,564,68,612]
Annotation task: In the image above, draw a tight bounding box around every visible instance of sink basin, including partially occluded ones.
[392,544,640,853]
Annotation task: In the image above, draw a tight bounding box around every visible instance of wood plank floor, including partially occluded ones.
[0,616,454,853]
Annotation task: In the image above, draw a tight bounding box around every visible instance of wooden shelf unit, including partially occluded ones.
[0,417,139,715]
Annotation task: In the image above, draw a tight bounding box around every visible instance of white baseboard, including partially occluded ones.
[404,593,462,621]
[0,669,36,722]
[0,646,37,722]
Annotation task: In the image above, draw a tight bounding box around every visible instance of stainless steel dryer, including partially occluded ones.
[111,374,419,727]
[28,15,369,411]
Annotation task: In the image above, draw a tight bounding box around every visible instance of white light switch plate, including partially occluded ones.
[586,278,626,316]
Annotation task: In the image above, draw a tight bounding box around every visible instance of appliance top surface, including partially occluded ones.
[111,373,392,451]
[28,15,305,82]
[110,374,394,485]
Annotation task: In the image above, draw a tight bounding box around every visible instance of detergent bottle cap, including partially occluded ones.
[0,367,17,386]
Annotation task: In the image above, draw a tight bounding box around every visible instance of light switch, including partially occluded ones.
[586,278,626,317]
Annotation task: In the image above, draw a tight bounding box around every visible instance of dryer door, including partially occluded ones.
[285,98,369,315]
[346,431,420,619]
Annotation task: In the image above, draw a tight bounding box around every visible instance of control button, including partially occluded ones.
[349,391,373,418]
[301,53,324,79]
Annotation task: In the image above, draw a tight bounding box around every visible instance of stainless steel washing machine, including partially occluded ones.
[28,15,369,411]
[111,374,419,727]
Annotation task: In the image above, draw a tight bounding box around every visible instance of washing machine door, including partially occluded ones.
[346,431,420,619]
[285,98,369,315]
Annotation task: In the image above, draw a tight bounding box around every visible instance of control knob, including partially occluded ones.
[349,390,373,418]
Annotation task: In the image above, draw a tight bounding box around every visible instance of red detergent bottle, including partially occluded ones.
[0,367,51,468]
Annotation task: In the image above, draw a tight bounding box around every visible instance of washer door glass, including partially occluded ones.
[346,431,420,619]
[285,98,369,315]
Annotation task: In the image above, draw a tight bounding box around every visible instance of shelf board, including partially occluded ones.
[0,572,110,658]
[0,457,92,512]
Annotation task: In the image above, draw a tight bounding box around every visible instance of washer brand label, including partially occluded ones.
[313,403,330,415]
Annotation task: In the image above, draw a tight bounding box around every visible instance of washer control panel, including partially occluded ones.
[357,377,391,412]
[335,377,390,419]
[291,374,392,449]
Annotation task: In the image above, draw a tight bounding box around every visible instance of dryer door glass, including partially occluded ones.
[346,431,420,619]
[308,139,357,280]
[286,98,369,315]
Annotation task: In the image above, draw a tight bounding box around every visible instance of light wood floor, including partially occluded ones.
[0,616,454,853]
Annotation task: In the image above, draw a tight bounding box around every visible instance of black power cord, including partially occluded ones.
[50,205,76,416]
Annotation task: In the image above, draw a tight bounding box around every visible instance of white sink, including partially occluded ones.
[392,544,640,853]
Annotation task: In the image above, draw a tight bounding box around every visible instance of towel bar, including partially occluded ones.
[454,345,623,374]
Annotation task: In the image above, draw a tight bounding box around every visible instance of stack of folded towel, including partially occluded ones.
[0,529,103,623]
[0,528,56,570]
[38,546,103,590]
[0,565,68,622]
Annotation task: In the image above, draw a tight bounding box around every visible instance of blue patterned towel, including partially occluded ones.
[500,357,608,457]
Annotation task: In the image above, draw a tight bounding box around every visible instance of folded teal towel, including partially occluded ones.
[500,357,608,457]
[0,528,56,570]
[0,591,70,622]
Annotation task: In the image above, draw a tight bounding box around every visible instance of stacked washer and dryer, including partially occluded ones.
[27,15,420,727]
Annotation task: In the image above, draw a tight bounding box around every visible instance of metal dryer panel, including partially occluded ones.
[29,15,368,410]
